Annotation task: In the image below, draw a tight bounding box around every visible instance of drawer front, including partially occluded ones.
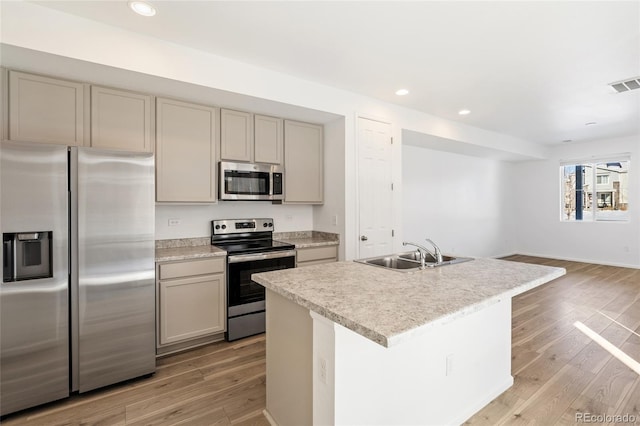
[159,257,225,280]
[296,245,338,263]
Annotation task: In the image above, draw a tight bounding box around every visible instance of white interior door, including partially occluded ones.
[358,117,393,258]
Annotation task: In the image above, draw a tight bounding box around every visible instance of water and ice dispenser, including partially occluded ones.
[2,231,53,282]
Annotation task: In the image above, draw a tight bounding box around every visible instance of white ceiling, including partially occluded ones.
[30,1,640,146]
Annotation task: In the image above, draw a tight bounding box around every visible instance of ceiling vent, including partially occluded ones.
[609,77,640,93]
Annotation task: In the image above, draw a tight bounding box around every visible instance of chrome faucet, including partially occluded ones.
[403,238,443,268]
[425,238,444,264]
[402,241,430,269]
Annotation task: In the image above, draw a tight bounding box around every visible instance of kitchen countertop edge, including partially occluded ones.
[274,231,339,249]
[277,238,339,249]
[253,259,566,348]
[155,245,227,263]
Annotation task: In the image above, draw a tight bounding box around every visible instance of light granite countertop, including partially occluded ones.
[273,231,339,249]
[252,258,565,348]
[155,245,226,262]
[155,237,226,262]
[154,231,338,262]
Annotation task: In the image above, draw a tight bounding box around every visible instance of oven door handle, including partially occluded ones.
[228,250,297,263]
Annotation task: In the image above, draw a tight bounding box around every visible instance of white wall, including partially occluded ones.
[0,1,547,261]
[155,203,313,240]
[313,117,346,259]
[402,144,516,258]
[512,136,639,268]
[18,2,634,267]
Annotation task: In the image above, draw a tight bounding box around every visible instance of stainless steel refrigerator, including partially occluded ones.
[0,140,155,416]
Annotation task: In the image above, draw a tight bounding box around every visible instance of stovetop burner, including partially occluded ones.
[210,218,295,255]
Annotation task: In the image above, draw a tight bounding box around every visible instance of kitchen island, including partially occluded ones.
[252,257,565,426]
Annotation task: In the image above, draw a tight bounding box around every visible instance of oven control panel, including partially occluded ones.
[212,218,274,235]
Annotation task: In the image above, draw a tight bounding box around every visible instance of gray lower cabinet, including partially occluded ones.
[7,70,87,146]
[156,257,226,354]
[284,120,324,204]
[91,85,154,153]
[296,245,338,267]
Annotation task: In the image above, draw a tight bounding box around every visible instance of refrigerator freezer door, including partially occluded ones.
[76,148,156,392]
[0,141,69,416]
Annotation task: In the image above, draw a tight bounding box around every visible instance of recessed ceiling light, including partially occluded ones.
[128,1,156,17]
[395,89,409,96]
[458,109,471,115]
[585,121,597,126]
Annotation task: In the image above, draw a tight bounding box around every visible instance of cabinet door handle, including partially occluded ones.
[360,235,368,241]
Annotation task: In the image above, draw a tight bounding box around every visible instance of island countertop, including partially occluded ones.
[252,258,565,347]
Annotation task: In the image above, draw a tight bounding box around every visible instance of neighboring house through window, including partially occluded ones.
[561,157,630,221]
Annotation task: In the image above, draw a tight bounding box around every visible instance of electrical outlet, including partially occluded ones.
[319,357,327,384]
[168,218,181,227]
[332,215,338,226]
[446,354,454,376]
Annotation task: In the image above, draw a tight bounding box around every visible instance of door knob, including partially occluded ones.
[360,235,368,241]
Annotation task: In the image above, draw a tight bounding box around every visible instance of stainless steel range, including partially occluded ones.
[211,218,295,341]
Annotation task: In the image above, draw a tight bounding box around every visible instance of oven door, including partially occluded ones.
[226,250,296,341]
[227,250,296,314]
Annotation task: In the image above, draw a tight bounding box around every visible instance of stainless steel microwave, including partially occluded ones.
[219,161,284,201]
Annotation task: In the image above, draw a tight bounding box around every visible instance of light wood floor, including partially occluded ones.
[466,255,640,425]
[2,256,639,425]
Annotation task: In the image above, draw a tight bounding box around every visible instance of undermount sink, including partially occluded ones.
[355,251,473,272]
[361,256,422,270]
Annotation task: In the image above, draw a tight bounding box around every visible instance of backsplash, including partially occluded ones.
[155,203,314,240]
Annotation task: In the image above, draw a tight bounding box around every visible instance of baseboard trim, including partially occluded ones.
[512,252,640,269]
[263,409,278,426]
[452,375,514,425]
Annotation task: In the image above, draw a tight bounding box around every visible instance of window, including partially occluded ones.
[561,158,630,222]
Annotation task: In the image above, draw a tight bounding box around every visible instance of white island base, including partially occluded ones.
[264,289,513,426]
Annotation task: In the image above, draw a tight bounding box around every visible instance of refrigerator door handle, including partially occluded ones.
[3,237,15,282]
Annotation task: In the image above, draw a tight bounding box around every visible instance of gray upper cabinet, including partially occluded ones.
[220,108,253,162]
[254,114,283,165]
[284,120,323,204]
[8,70,86,146]
[91,86,153,153]
[221,109,283,165]
[156,97,219,203]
